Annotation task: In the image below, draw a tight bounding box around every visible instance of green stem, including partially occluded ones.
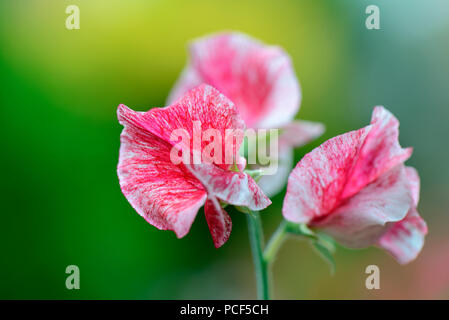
[263,220,289,263]
[246,211,269,300]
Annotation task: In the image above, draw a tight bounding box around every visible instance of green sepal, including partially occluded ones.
[234,205,253,215]
[284,222,318,240]
[284,222,336,274]
[311,234,336,275]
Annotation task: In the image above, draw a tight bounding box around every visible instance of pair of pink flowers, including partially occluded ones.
[117,32,427,264]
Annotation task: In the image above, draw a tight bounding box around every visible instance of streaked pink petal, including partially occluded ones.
[123,84,246,171]
[313,165,413,248]
[377,207,428,264]
[236,155,247,172]
[279,120,325,148]
[405,166,420,206]
[376,165,426,264]
[283,127,371,224]
[168,32,300,129]
[117,104,207,238]
[204,197,232,248]
[341,106,412,199]
[187,163,271,211]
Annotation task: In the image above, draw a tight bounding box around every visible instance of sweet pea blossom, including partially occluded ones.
[167,32,324,196]
[117,84,271,248]
[283,106,427,264]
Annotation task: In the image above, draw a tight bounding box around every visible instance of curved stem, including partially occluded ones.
[246,211,269,300]
[263,220,289,263]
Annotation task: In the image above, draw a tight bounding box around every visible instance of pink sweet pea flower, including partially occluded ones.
[283,106,427,264]
[117,84,271,248]
[167,32,324,196]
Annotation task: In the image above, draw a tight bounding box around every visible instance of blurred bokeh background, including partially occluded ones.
[1,0,448,299]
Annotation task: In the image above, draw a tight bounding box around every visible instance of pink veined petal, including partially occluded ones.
[252,49,301,129]
[405,166,420,206]
[117,104,207,238]
[279,120,325,149]
[204,196,232,248]
[123,84,246,171]
[314,165,412,248]
[187,163,271,211]
[377,165,426,264]
[341,106,413,199]
[168,32,301,129]
[236,155,247,172]
[283,126,371,224]
[377,207,428,264]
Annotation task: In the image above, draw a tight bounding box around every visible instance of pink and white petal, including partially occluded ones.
[341,106,413,199]
[117,104,207,238]
[314,165,413,248]
[147,84,245,147]
[377,207,428,264]
[405,166,420,206]
[283,127,371,224]
[187,163,271,211]
[253,51,301,129]
[204,196,232,248]
[236,155,247,172]
[125,85,246,171]
[257,147,293,197]
[166,65,203,106]
[189,33,264,127]
[189,32,300,129]
[279,120,325,148]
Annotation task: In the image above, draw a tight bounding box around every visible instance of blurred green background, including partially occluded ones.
[1,0,448,299]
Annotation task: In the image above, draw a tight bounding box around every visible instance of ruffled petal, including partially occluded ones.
[377,166,426,264]
[283,127,371,223]
[117,104,207,238]
[187,163,271,211]
[313,165,413,248]
[168,32,300,129]
[377,207,427,264]
[405,166,420,206]
[341,106,412,199]
[204,197,232,248]
[124,84,246,171]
